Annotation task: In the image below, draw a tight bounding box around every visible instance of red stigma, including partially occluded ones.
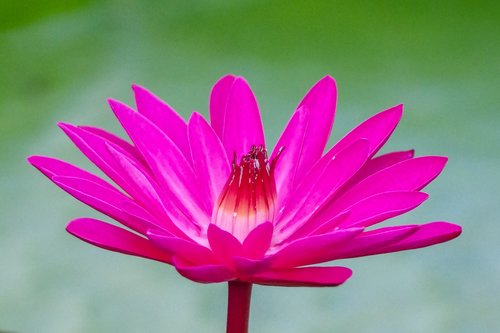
[213,145,280,240]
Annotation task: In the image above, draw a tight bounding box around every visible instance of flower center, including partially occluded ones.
[213,145,281,241]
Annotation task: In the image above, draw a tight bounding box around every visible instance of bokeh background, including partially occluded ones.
[1,1,499,332]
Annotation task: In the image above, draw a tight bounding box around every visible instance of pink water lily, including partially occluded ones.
[29,75,461,333]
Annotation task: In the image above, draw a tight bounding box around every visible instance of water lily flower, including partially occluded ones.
[28,75,461,333]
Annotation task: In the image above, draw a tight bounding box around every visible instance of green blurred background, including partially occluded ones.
[1,0,499,332]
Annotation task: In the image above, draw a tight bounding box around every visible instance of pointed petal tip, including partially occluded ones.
[397,104,404,117]
[187,111,204,124]
[65,217,173,264]
[57,121,76,133]
[375,221,462,255]
[426,155,449,168]
[108,99,137,118]
[439,221,462,237]
[26,155,60,178]
[212,74,237,89]
[319,75,337,87]
[131,84,149,98]
[207,223,242,245]
[65,219,78,234]
[107,97,120,107]
[307,75,338,97]
[66,217,92,238]
[385,103,404,118]
[242,222,274,258]
[219,73,237,80]
[335,266,353,281]
[107,98,130,110]
[26,155,40,165]
[27,155,54,174]
[297,75,338,114]
[367,104,403,127]
[131,83,143,91]
[131,84,154,98]
[251,266,353,287]
[419,191,430,201]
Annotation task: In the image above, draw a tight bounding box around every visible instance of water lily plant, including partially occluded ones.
[29,75,461,333]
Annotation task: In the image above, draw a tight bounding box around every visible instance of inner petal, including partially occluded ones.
[212,145,279,241]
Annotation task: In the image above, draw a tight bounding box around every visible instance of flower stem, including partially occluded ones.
[226,281,253,333]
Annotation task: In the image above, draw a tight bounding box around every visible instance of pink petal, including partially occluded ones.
[207,224,243,267]
[173,256,235,283]
[109,99,211,222]
[209,76,265,160]
[52,175,156,234]
[328,104,403,159]
[28,156,154,234]
[67,218,172,263]
[132,84,190,157]
[79,125,143,163]
[249,266,352,287]
[351,150,415,184]
[326,225,420,260]
[106,145,195,238]
[305,211,351,236]
[335,191,429,228]
[232,256,272,276]
[271,106,309,207]
[187,112,231,207]
[271,76,337,205]
[58,122,141,197]
[209,74,236,136]
[242,222,273,259]
[318,156,448,219]
[147,230,216,265]
[105,143,166,217]
[276,139,370,239]
[120,200,171,234]
[28,155,110,188]
[340,149,414,195]
[369,222,461,255]
[270,228,363,269]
